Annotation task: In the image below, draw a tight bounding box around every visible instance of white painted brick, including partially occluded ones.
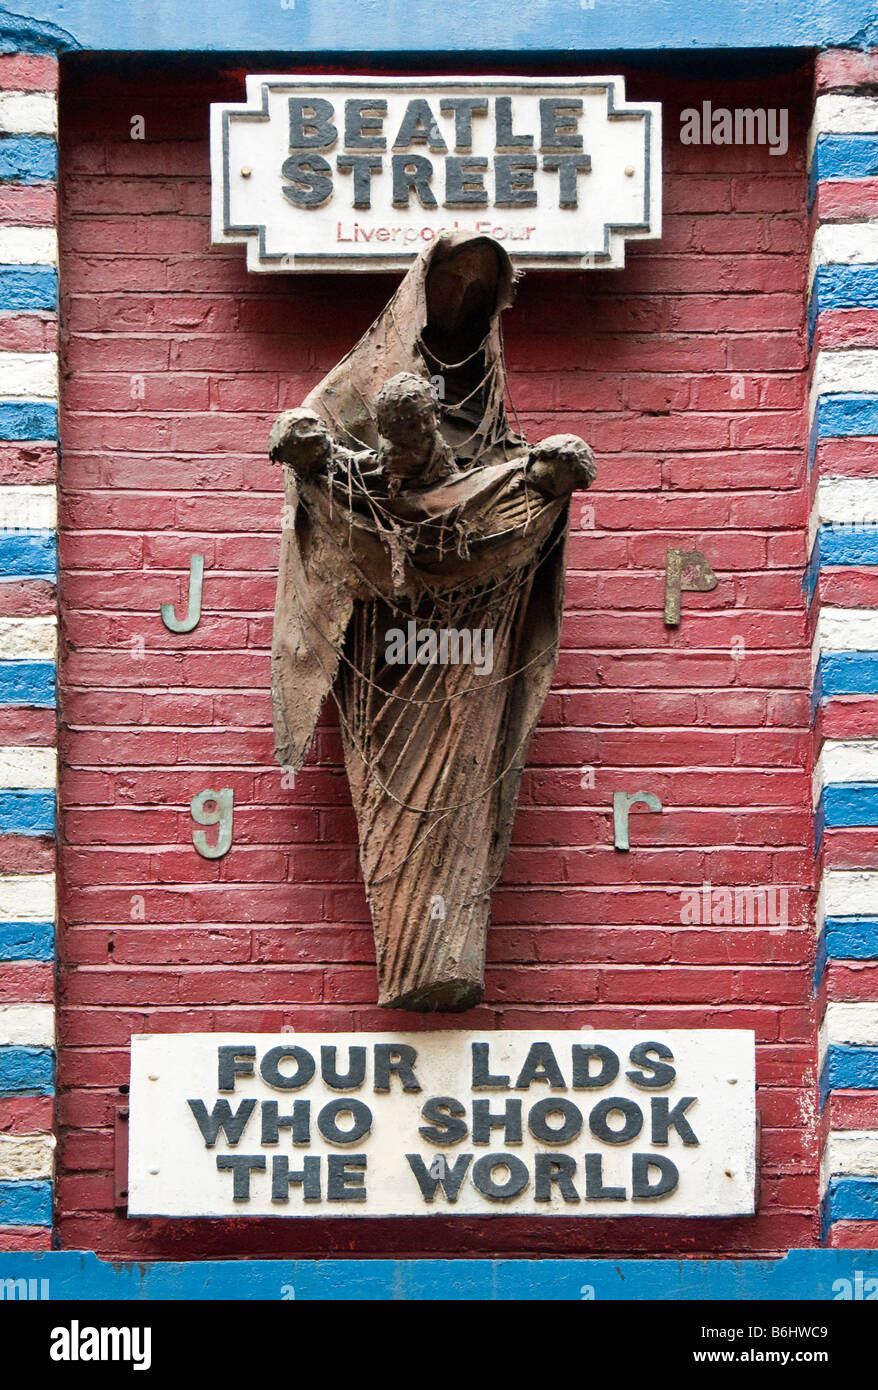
[816,475,878,527]
[813,739,878,802]
[0,226,57,267]
[810,349,878,419]
[0,747,56,789]
[0,616,55,660]
[819,1002,878,1070]
[0,1003,54,1047]
[823,1131,878,1186]
[0,872,55,922]
[809,222,878,294]
[810,94,878,151]
[0,484,56,531]
[0,1133,54,1181]
[820,999,878,1056]
[814,606,878,659]
[824,869,878,919]
[0,91,57,136]
[0,351,57,402]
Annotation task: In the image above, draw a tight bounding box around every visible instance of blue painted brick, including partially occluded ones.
[0,790,55,836]
[824,1176,878,1227]
[0,920,54,961]
[822,782,878,829]
[0,135,57,184]
[0,402,57,442]
[0,264,57,312]
[816,652,878,700]
[816,524,878,568]
[0,1181,52,1228]
[0,1047,54,1096]
[820,1044,878,1108]
[0,662,56,708]
[0,531,57,582]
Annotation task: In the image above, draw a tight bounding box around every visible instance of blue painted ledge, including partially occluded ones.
[0,1248,876,1300]
[10,0,878,55]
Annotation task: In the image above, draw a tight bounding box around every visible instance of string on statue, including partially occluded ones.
[289,496,568,708]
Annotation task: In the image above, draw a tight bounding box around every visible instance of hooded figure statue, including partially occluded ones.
[270,232,595,1011]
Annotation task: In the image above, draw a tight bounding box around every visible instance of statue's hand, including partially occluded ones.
[526,434,596,498]
[268,408,332,478]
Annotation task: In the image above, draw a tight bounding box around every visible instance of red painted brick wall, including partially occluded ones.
[57,59,816,1257]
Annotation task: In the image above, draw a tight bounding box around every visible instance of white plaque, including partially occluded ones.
[210,75,661,272]
[128,1031,756,1218]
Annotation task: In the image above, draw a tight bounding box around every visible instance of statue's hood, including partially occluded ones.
[303,231,522,464]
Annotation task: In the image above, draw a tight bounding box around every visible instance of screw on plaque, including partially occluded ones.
[161,553,205,634]
[664,548,717,627]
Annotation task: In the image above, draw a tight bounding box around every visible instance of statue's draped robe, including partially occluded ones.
[271,234,572,1010]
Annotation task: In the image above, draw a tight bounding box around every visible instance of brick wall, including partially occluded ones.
[0,49,59,1250]
[808,49,878,1247]
[57,59,816,1257]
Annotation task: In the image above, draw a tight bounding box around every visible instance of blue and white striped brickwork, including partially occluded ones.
[0,50,58,1248]
[809,49,878,1246]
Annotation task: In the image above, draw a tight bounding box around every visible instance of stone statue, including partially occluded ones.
[270,232,595,1011]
